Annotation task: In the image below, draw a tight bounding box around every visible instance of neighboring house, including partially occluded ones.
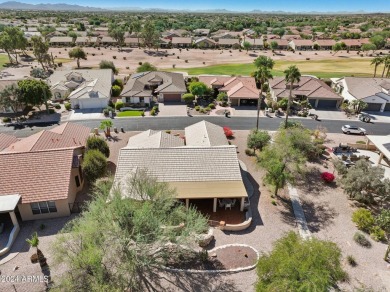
[194,37,217,48]
[193,29,210,36]
[212,31,241,41]
[332,77,390,112]
[125,37,144,47]
[171,37,193,48]
[0,122,91,221]
[120,71,187,104]
[342,39,366,50]
[23,31,42,40]
[288,39,313,51]
[314,39,336,50]
[218,38,241,49]
[281,34,302,41]
[159,38,171,48]
[75,36,98,46]
[0,133,18,151]
[100,36,117,46]
[199,75,260,106]
[49,36,74,46]
[243,38,263,49]
[270,76,343,109]
[48,69,114,109]
[270,39,289,50]
[113,121,248,213]
[0,80,24,113]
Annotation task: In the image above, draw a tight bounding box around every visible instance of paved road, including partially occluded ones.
[1,116,390,137]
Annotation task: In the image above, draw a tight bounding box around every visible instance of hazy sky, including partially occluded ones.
[9,0,390,11]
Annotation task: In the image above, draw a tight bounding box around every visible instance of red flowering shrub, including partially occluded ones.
[321,172,335,183]
[223,126,234,138]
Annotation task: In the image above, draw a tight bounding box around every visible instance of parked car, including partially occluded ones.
[341,125,366,135]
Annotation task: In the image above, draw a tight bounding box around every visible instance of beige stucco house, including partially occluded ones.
[0,123,91,221]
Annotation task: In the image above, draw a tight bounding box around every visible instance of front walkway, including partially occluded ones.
[287,184,312,240]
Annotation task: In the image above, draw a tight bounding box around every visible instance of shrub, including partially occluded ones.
[277,98,289,110]
[208,103,215,109]
[321,172,335,183]
[99,60,118,74]
[30,67,49,79]
[217,92,228,101]
[54,104,61,109]
[150,109,156,116]
[199,108,206,113]
[247,129,271,151]
[182,93,195,104]
[2,117,11,123]
[111,85,122,97]
[48,109,55,114]
[65,103,71,111]
[375,209,390,234]
[245,148,255,156]
[139,62,142,65]
[370,226,386,242]
[165,130,171,134]
[346,255,357,267]
[113,79,124,89]
[103,106,114,116]
[271,200,277,206]
[223,126,234,138]
[185,60,188,63]
[195,105,200,111]
[113,56,117,59]
[352,208,375,232]
[353,232,372,247]
[82,149,107,182]
[205,106,211,111]
[115,100,124,111]
[86,136,110,158]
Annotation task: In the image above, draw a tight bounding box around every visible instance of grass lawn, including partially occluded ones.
[54,58,73,63]
[0,54,11,68]
[117,110,144,117]
[171,58,375,78]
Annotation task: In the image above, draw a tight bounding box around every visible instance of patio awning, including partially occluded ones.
[366,135,390,160]
[0,194,21,213]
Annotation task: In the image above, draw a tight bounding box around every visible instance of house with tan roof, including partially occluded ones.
[49,36,74,46]
[218,38,241,49]
[75,36,98,46]
[0,133,18,151]
[0,122,91,222]
[314,39,336,50]
[47,69,114,109]
[194,37,216,48]
[125,37,144,47]
[332,77,390,112]
[113,121,248,214]
[270,76,343,109]
[100,36,117,46]
[288,39,313,51]
[243,38,263,49]
[199,75,260,106]
[193,28,210,37]
[120,71,187,104]
[270,39,289,50]
[171,37,193,48]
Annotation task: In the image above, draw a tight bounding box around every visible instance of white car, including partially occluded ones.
[342,125,366,135]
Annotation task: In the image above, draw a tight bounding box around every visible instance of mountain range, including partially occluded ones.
[0,1,388,14]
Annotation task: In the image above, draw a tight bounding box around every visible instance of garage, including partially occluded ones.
[78,98,108,109]
[163,93,182,102]
[365,103,382,111]
[239,99,258,106]
[317,99,338,109]
[384,103,390,111]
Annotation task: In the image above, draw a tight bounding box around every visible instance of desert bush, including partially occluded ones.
[112,85,122,97]
[277,98,289,110]
[346,255,357,267]
[205,106,211,111]
[245,149,255,156]
[182,93,195,104]
[82,149,107,182]
[223,126,234,138]
[370,226,386,242]
[99,60,118,74]
[208,103,215,109]
[247,129,271,151]
[86,136,110,158]
[195,105,200,111]
[353,232,371,248]
[375,209,390,234]
[113,79,124,89]
[64,103,71,111]
[321,172,335,183]
[2,117,11,123]
[54,104,61,109]
[352,208,375,232]
[113,56,117,59]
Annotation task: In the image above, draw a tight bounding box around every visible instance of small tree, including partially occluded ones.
[68,47,87,68]
[247,129,271,152]
[361,43,377,55]
[332,42,343,56]
[86,136,110,158]
[136,62,157,73]
[350,99,367,114]
[100,120,113,137]
[99,60,118,74]
[18,79,52,113]
[270,41,278,52]
[243,41,251,53]
[256,232,347,291]
[111,85,122,97]
[189,82,208,99]
[82,149,107,182]
[26,232,39,254]
[217,92,228,101]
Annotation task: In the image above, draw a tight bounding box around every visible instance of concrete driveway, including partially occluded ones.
[69,109,104,121]
[232,106,259,117]
[158,103,187,117]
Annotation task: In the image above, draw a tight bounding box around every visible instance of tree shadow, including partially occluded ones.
[301,200,338,233]
[276,194,297,228]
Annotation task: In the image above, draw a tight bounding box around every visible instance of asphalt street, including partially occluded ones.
[1,116,389,138]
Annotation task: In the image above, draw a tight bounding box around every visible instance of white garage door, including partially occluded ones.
[79,98,108,109]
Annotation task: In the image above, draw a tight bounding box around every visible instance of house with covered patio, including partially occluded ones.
[113,121,250,226]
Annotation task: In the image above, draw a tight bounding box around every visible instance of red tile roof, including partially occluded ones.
[0,148,75,203]
[3,122,90,152]
[199,76,259,99]
[0,133,18,151]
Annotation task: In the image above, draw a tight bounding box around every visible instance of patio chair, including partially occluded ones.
[225,203,232,210]
[231,199,237,207]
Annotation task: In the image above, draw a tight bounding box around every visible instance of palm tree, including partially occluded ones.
[371,57,383,77]
[252,56,275,130]
[382,56,390,78]
[100,119,113,137]
[26,232,39,253]
[253,67,273,130]
[284,65,301,129]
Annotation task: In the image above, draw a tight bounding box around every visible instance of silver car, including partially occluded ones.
[342,125,366,135]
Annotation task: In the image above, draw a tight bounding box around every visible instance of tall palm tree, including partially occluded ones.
[253,67,273,130]
[252,56,275,130]
[284,65,301,129]
[371,56,383,77]
[383,56,390,78]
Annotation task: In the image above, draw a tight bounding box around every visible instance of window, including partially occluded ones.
[126,97,131,103]
[30,201,57,215]
[75,175,80,187]
[139,97,144,103]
